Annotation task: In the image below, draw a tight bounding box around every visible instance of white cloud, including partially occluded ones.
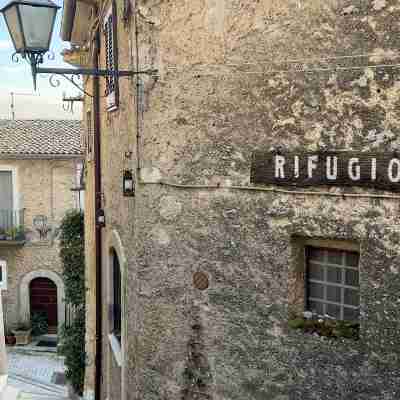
[0,93,82,120]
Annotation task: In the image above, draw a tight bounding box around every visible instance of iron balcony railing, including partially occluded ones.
[0,209,25,241]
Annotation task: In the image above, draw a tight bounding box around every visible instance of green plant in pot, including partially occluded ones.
[31,312,48,336]
[5,330,15,346]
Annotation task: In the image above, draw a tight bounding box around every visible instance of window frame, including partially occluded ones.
[103,1,119,111]
[305,246,360,322]
[111,249,122,342]
[0,166,19,226]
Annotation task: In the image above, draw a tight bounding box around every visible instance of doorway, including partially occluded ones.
[30,277,58,334]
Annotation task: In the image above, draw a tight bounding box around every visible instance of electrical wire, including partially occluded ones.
[163,62,400,76]
[140,179,400,200]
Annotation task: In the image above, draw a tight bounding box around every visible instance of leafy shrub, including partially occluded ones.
[31,312,48,336]
[58,210,85,395]
[289,317,359,339]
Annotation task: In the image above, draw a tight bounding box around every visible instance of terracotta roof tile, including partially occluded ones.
[0,120,83,156]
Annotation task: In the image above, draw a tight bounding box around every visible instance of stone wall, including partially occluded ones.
[85,0,400,399]
[0,158,79,330]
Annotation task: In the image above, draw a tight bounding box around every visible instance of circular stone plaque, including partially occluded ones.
[193,272,209,290]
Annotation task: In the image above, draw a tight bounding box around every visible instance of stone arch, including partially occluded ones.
[19,270,65,330]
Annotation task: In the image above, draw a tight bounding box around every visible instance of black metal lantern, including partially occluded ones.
[97,209,106,228]
[1,0,59,55]
[0,0,60,89]
[123,170,135,197]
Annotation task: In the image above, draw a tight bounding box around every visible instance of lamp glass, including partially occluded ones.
[18,4,57,51]
[3,5,24,52]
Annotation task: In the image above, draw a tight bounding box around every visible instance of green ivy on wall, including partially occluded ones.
[58,210,86,395]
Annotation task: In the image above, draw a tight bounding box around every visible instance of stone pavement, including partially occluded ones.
[7,348,69,400]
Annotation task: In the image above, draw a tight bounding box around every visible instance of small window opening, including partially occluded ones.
[306,246,360,321]
[112,250,122,342]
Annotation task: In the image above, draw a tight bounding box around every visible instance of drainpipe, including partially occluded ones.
[93,27,103,400]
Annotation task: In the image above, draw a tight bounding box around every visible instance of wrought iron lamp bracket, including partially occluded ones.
[12,52,157,92]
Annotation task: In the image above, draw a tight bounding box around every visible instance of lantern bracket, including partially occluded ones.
[28,55,157,90]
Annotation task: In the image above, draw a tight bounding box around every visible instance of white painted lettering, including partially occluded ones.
[275,155,286,179]
[371,158,377,181]
[326,156,338,180]
[388,159,400,183]
[294,156,300,178]
[307,156,318,179]
[348,158,360,181]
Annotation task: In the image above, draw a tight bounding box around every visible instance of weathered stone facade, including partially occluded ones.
[0,157,81,332]
[68,1,400,399]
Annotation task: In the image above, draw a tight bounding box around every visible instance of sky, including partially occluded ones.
[0,0,82,120]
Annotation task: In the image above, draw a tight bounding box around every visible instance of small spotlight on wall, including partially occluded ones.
[123,170,135,197]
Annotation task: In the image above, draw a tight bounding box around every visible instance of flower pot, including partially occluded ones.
[5,335,16,346]
[12,329,32,345]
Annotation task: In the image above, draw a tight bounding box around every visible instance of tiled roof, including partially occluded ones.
[0,120,83,156]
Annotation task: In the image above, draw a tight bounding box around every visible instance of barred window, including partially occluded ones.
[112,250,122,342]
[306,247,359,321]
[103,2,119,110]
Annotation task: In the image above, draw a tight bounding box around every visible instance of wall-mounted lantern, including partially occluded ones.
[0,0,157,90]
[97,209,106,228]
[123,170,135,197]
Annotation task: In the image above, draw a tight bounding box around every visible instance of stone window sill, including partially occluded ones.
[108,333,122,368]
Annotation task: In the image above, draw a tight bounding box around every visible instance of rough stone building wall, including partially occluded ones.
[0,158,78,330]
[83,89,99,400]
[86,0,400,399]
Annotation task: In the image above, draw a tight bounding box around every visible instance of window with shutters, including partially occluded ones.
[103,2,119,111]
[86,110,94,162]
[0,169,15,232]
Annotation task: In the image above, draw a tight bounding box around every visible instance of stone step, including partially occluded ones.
[0,385,20,400]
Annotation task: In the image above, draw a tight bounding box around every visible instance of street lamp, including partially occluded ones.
[0,0,156,90]
[1,0,59,89]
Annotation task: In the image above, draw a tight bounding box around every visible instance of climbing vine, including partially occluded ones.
[58,210,86,395]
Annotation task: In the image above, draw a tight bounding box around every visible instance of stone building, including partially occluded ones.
[62,1,400,400]
[0,120,83,335]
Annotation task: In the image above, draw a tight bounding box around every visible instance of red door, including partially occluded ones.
[30,278,58,333]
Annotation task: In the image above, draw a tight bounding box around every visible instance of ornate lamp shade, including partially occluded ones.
[0,0,60,55]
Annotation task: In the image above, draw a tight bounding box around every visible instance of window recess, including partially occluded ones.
[306,246,360,322]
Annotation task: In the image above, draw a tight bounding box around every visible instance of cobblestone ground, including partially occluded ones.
[7,349,69,400]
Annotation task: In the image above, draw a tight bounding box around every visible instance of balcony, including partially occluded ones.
[0,209,26,246]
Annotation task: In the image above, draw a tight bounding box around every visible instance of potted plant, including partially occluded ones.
[0,228,6,241]
[5,228,15,241]
[5,330,16,346]
[15,225,26,241]
[31,312,48,336]
[12,323,32,345]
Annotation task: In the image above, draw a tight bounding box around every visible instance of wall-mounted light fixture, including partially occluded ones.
[0,0,157,91]
[123,170,135,197]
[97,209,106,228]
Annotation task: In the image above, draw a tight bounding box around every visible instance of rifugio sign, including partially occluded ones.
[251,152,400,192]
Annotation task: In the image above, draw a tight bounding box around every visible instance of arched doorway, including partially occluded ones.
[29,277,58,334]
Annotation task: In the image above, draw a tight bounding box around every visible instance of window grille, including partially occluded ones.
[112,250,122,342]
[306,247,359,321]
[103,2,119,110]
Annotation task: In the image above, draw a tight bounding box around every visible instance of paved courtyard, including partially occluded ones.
[7,348,69,400]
